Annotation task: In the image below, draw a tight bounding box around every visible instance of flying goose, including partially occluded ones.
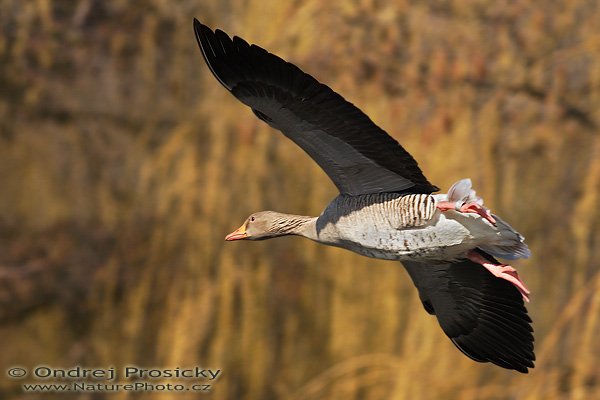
[194,19,534,373]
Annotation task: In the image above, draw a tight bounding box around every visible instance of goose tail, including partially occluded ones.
[479,214,532,260]
[442,179,531,260]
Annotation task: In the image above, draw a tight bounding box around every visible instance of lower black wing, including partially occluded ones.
[402,254,535,373]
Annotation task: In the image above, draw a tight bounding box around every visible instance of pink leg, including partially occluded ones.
[436,200,496,225]
[467,250,530,302]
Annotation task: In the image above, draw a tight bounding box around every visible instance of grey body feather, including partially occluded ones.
[312,192,529,262]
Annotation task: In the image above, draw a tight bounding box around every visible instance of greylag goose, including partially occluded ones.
[194,19,534,373]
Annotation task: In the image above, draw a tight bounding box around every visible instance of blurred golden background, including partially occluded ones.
[1,0,600,399]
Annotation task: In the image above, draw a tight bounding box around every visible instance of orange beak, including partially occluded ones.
[225,222,248,241]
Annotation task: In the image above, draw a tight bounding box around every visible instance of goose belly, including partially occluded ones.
[319,212,490,261]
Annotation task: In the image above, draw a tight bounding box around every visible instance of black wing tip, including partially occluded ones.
[507,358,535,374]
[452,338,535,373]
[192,17,208,42]
[192,18,221,37]
[193,18,235,90]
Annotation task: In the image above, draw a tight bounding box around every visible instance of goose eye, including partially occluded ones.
[250,216,256,222]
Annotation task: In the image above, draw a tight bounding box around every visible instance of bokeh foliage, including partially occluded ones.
[1,0,600,399]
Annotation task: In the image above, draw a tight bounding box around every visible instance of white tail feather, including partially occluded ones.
[447,178,483,206]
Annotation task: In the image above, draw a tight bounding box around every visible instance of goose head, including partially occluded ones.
[225,211,284,241]
[225,211,316,241]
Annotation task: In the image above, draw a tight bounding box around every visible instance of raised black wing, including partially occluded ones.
[193,19,438,195]
[402,253,535,373]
